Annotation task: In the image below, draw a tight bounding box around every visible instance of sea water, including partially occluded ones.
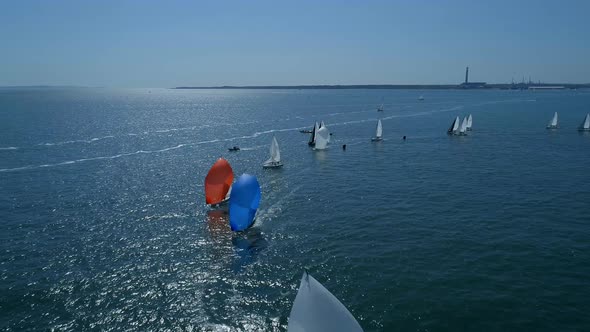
[1,88,589,331]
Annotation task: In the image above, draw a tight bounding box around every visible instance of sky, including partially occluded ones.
[1,0,589,87]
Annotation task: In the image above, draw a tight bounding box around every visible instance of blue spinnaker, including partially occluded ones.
[229,174,261,231]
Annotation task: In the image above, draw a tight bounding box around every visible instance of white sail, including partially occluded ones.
[450,116,460,133]
[287,272,363,332]
[548,112,558,128]
[266,137,280,163]
[314,126,330,150]
[322,121,330,143]
[376,119,383,138]
[459,116,468,134]
[466,114,473,130]
[581,114,590,130]
[320,121,325,128]
[309,122,319,145]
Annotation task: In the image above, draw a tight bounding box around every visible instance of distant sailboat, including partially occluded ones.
[377,103,384,112]
[466,114,473,131]
[578,113,590,131]
[458,116,468,136]
[447,116,460,135]
[418,95,424,101]
[287,271,363,332]
[371,119,383,141]
[314,126,330,150]
[308,122,319,146]
[547,112,558,129]
[263,136,283,168]
[205,158,234,206]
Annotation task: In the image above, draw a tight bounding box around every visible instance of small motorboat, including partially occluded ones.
[228,146,240,151]
[300,129,313,134]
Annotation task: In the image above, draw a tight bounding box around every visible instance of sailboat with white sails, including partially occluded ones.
[314,125,330,150]
[371,119,383,141]
[447,116,460,135]
[466,114,473,131]
[263,136,283,168]
[578,113,590,131]
[547,112,558,129]
[458,116,468,136]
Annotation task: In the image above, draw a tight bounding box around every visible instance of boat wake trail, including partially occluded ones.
[37,135,116,146]
[0,147,18,151]
[0,144,188,173]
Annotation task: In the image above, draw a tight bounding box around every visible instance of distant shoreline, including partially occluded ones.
[175,84,590,90]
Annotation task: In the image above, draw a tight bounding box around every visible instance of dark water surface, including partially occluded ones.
[1,88,589,331]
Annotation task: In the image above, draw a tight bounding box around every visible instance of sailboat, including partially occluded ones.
[263,136,283,168]
[308,122,319,146]
[466,114,473,131]
[458,116,468,136]
[377,103,384,112]
[418,95,424,101]
[205,158,234,206]
[371,119,383,141]
[447,116,460,135]
[287,271,363,332]
[546,112,558,129]
[578,113,590,131]
[314,126,330,150]
[229,174,261,232]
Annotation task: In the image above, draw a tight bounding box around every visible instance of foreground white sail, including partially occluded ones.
[466,114,473,131]
[579,113,590,131]
[287,272,363,332]
[371,119,383,141]
[447,116,460,135]
[314,126,330,150]
[263,136,283,168]
[547,112,558,129]
[458,116,468,135]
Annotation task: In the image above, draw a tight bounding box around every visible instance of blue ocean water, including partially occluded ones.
[1,88,589,331]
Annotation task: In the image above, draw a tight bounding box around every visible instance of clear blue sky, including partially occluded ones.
[1,0,589,87]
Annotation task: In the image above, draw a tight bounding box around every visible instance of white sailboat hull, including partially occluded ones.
[371,137,383,141]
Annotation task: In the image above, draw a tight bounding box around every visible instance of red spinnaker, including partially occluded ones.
[205,158,234,204]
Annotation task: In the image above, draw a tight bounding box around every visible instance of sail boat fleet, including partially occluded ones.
[447,114,472,136]
[202,107,590,330]
[544,112,590,131]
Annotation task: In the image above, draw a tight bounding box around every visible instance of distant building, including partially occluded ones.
[460,66,487,88]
